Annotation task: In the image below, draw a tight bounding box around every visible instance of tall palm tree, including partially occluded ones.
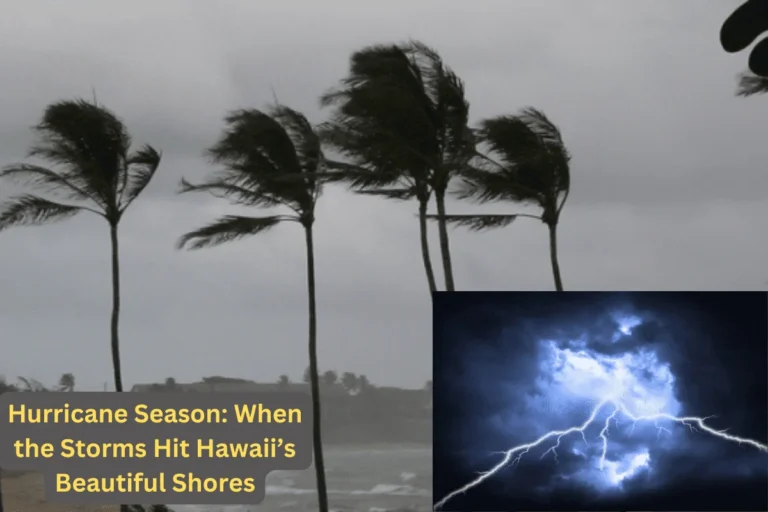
[176,104,331,512]
[736,71,768,96]
[320,41,474,293]
[433,108,571,291]
[0,99,162,392]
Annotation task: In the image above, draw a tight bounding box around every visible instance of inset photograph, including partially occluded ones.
[433,291,768,512]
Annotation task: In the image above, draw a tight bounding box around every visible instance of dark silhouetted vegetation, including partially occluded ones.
[737,71,768,96]
[0,99,162,393]
[176,105,333,512]
[133,372,432,444]
[431,107,571,290]
[319,41,475,293]
[0,38,582,511]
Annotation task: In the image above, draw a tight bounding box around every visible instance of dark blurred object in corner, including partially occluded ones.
[721,0,768,76]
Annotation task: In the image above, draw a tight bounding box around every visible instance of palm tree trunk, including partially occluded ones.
[111,223,130,512]
[434,191,455,291]
[547,222,564,291]
[304,224,329,512]
[109,223,124,392]
[417,199,438,294]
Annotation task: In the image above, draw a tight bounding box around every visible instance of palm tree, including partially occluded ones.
[0,99,162,392]
[57,373,75,392]
[357,374,371,392]
[320,41,474,293]
[341,372,358,393]
[736,71,768,96]
[176,104,331,512]
[433,108,571,291]
[322,370,338,386]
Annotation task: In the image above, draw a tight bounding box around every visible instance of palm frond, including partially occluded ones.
[319,42,454,184]
[0,164,101,205]
[403,40,474,174]
[318,158,386,185]
[178,176,281,208]
[317,120,423,188]
[355,187,416,201]
[29,99,132,207]
[0,195,85,232]
[425,214,521,232]
[476,116,544,163]
[209,109,301,175]
[268,105,322,174]
[17,377,48,392]
[205,107,321,213]
[454,168,540,204]
[469,109,570,215]
[517,107,567,152]
[121,145,162,208]
[177,215,294,250]
[736,71,768,97]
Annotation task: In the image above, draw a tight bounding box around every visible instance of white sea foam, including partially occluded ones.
[171,482,429,511]
[170,446,431,512]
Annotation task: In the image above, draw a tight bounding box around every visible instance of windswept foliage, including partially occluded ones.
[0,100,161,228]
[0,99,162,392]
[177,106,325,248]
[320,40,474,292]
[177,104,331,512]
[736,71,768,97]
[436,107,571,290]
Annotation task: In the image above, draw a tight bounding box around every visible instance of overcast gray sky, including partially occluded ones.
[0,0,763,391]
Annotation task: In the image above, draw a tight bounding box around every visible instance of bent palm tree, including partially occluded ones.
[0,99,162,392]
[434,107,571,291]
[320,41,474,292]
[177,105,330,512]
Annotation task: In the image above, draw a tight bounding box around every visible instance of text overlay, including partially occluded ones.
[0,392,313,504]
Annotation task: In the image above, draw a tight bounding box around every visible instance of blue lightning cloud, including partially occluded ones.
[434,398,768,510]
[435,314,768,511]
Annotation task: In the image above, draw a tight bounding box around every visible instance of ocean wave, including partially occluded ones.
[170,481,430,511]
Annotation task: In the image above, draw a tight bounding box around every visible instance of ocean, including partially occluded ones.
[170,445,431,512]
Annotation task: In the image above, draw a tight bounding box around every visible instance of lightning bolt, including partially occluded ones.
[434,399,768,511]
